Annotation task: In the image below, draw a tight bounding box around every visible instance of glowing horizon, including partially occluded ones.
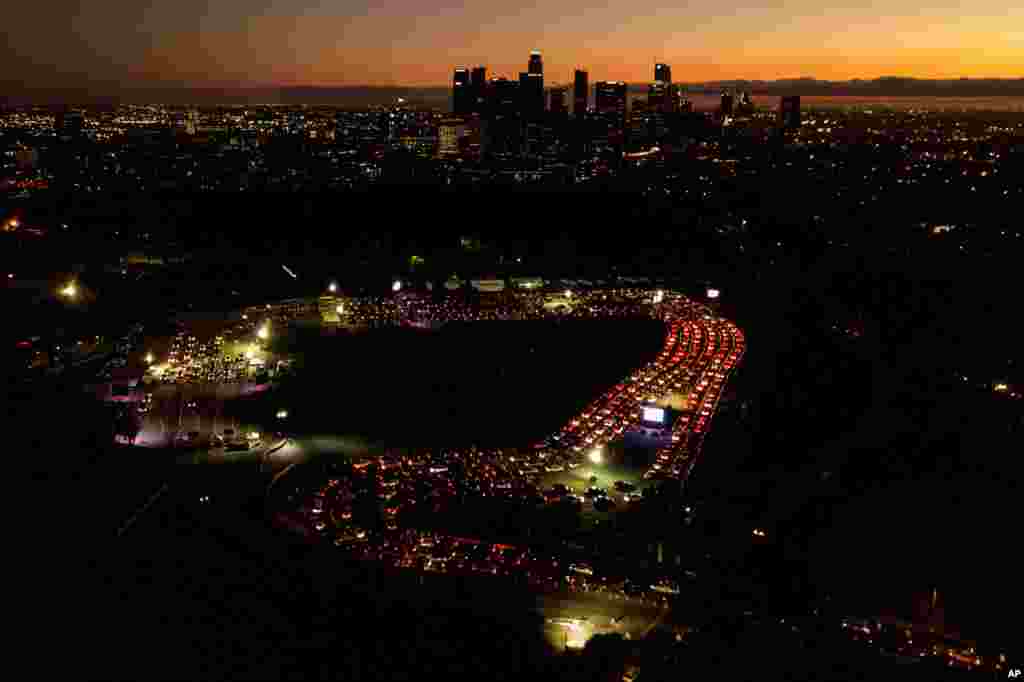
[4,2,1021,91]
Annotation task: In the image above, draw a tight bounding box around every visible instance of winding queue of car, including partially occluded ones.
[278,287,745,591]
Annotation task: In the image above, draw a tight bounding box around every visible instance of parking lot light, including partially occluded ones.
[588,448,603,464]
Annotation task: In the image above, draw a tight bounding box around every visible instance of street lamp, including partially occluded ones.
[145,352,154,364]
[392,279,402,293]
[707,288,721,300]
[61,282,77,298]
[328,282,337,293]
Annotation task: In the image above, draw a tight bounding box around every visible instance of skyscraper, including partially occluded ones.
[573,69,589,117]
[482,77,521,157]
[779,96,801,129]
[595,81,627,120]
[549,86,567,114]
[719,90,734,117]
[470,66,488,113]
[452,68,472,115]
[654,63,672,85]
[519,72,545,118]
[648,80,668,112]
[528,50,543,76]
[594,81,628,147]
[671,84,690,114]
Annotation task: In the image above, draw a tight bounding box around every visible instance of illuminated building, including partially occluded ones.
[452,68,472,115]
[481,77,521,157]
[648,81,668,113]
[595,81,627,119]
[573,69,589,117]
[719,91,734,117]
[185,110,198,136]
[438,117,467,156]
[549,86,567,114]
[672,84,692,113]
[779,95,801,129]
[737,91,754,115]
[528,50,543,75]
[654,63,672,85]
[470,66,488,113]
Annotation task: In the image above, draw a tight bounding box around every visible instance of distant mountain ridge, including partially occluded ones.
[3,78,1023,107]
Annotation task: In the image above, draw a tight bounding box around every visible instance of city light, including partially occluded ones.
[392,279,403,293]
[707,288,721,299]
[653,290,665,304]
[753,528,766,537]
[328,282,337,293]
[993,383,1008,392]
[245,349,255,360]
[257,324,269,340]
[564,289,572,298]
[336,303,345,315]
[61,282,77,298]
[276,409,289,419]
[588,448,603,464]
[145,352,153,364]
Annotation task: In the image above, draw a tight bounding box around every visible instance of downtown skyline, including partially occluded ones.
[3,1,1022,97]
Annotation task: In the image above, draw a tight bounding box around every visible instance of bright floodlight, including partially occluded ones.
[993,383,1008,392]
[336,303,345,315]
[62,282,77,298]
[244,349,254,360]
[653,289,664,304]
[588,448,603,464]
[144,352,154,364]
[328,282,337,293]
[707,288,721,299]
[257,325,269,340]
[392,279,402,293]
[276,409,288,419]
[564,289,572,298]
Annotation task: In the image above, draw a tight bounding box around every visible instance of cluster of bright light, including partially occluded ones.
[144,352,154,364]
[61,282,77,298]
[588,448,603,464]
[336,303,345,315]
[392,280,403,293]
[276,409,289,419]
[328,282,337,293]
[257,324,269,340]
[707,288,721,299]
[653,290,664,304]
